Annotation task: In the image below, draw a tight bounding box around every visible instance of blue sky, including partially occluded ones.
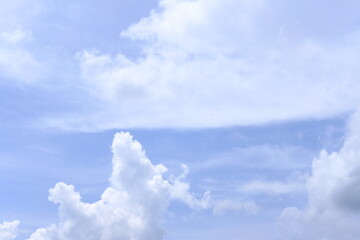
[1,1,360,240]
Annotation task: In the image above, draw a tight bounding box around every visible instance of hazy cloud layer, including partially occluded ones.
[45,0,360,130]
[0,0,358,130]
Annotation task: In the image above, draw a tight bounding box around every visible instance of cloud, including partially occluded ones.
[191,144,314,172]
[0,29,32,44]
[278,112,360,239]
[0,0,45,30]
[26,132,252,240]
[38,0,360,130]
[0,220,20,240]
[0,43,44,84]
[213,200,259,215]
[0,27,44,85]
[0,0,47,85]
[238,173,307,196]
[0,0,358,130]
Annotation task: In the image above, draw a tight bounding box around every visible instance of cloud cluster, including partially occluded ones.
[21,132,252,240]
[278,112,360,239]
[2,0,360,237]
[40,0,360,130]
[0,0,358,130]
[0,220,19,240]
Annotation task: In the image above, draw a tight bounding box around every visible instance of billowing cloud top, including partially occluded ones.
[20,132,252,240]
[26,132,207,240]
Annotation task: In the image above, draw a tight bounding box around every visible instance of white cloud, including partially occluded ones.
[0,0,358,130]
[122,0,264,55]
[27,132,251,240]
[278,112,360,239]
[40,0,360,130]
[0,220,20,240]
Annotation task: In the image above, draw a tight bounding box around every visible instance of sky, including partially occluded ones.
[0,0,360,239]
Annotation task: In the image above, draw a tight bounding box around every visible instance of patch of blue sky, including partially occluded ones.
[22,0,158,55]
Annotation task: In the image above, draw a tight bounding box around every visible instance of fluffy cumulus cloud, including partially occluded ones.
[278,112,360,239]
[0,220,20,240]
[40,0,360,130]
[25,132,252,240]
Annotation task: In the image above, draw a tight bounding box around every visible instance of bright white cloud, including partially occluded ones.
[39,0,360,130]
[0,220,20,240]
[278,112,360,239]
[27,132,252,240]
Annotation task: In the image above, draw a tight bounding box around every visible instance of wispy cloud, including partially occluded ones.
[238,173,307,196]
[191,144,314,172]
